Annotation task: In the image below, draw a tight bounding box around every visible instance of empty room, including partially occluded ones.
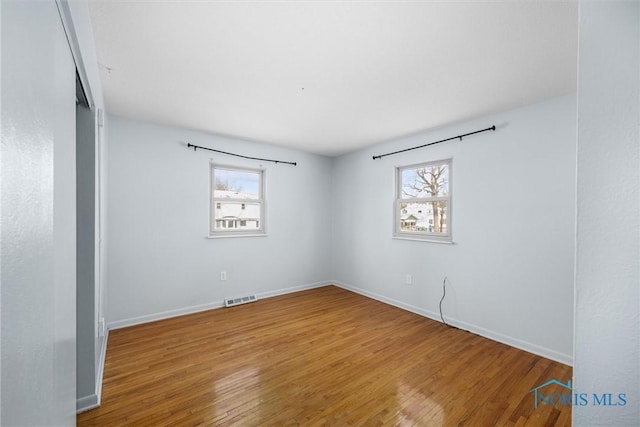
[1,0,638,426]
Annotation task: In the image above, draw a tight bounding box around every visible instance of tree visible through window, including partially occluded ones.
[395,159,451,241]
[210,165,265,236]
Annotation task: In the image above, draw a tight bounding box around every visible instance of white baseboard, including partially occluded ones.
[96,329,109,403]
[76,328,110,414]
[331,281,573,366]
[108,281,333,331]
[256,280,330,300]
[76,394,98,413]
[108,300,225,330]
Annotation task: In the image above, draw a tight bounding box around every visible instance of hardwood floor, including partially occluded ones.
[78,286,572,426]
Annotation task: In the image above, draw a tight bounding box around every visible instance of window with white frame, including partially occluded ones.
[210,164,265,236]
[395,159,451,242]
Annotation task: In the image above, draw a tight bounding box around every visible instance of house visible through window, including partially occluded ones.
[210,164,265,236]
[395,159,451,242]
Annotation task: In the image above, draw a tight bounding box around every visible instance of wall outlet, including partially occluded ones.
[406,274,413,285]
[220,271,227,281]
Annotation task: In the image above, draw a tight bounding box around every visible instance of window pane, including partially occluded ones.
[213,202,261,231]
[213,168,260,199]
[399,201,447,234]
[401,164,449,199]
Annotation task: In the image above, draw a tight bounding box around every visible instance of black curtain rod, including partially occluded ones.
[187,143,297,166]
[372,125,496,160]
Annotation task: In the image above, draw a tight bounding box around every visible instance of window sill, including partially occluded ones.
[392,236,454,244]
[206,233,268,239]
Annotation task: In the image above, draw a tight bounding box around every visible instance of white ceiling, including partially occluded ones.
[89,1,578,157]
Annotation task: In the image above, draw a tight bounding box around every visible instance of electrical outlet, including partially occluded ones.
[220,271,227,281]
[406,274,412,285]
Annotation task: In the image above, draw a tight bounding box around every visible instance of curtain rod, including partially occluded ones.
[187,143,297,166]
[372,125,496,160]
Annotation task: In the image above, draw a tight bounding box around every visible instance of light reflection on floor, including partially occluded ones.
[213,366,262,420]
[395,381,445,426]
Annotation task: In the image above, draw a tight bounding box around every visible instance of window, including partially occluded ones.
[210,164,265,237]
[395,159,451,242]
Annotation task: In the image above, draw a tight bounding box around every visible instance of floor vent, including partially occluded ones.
[225,295,258,307]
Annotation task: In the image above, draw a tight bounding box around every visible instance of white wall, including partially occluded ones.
[106,116,333,326]
[573,1,639,424]
[1,0,77,424]
[331,94,576,364]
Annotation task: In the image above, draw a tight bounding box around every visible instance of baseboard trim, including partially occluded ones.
[256,281,330,300]
[108,281,333,331]
[76,394,98,413]
[96,329,109,404]
[331,281,573,366]
[76,328,110,414]
[108,300,225,330]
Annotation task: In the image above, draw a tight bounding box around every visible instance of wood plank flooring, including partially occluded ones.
[78,286,572,426]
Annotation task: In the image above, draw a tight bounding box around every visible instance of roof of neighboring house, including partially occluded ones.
[401,202,436,223]
[214,190,259,200]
